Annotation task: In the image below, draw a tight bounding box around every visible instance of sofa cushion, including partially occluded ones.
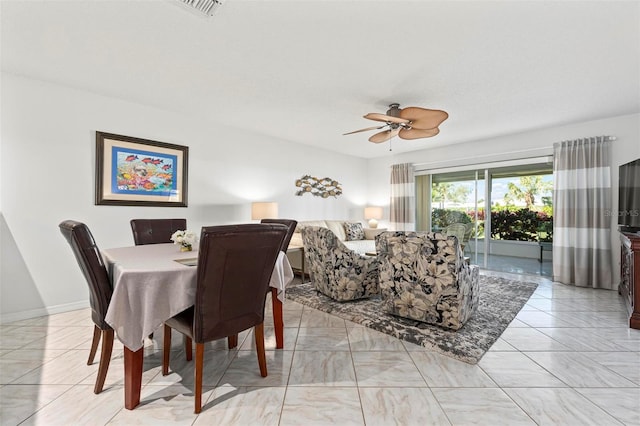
[343,239,376,254]
[295,220,328,233]
[364,228,387,240]
[289,232,304,248]
[325,220,347,241]
[344,222,364,241]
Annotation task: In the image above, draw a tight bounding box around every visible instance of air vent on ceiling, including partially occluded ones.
[177,0,223,17]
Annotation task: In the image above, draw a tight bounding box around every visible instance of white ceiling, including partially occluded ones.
[2,0,639,159]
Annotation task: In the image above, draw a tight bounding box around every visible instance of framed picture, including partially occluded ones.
[95,131,188,207]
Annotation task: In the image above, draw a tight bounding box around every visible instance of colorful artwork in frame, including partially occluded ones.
[95,131,188,207]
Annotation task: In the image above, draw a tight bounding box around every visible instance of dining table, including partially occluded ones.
[101,242,293,410]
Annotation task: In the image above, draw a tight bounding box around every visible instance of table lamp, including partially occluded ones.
[251,202,278,220]
[364,206,383,229]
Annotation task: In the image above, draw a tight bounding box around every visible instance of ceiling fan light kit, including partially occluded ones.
[344,103,448,144]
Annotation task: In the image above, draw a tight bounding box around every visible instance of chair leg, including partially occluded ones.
[194,343,204,414]
[228,334,238,349]
[254,323,267,377]
[162,324,171,376]
[94,329,113,394]
[88,325,101,365]
[185,336,193,362]
[272,287,284,349]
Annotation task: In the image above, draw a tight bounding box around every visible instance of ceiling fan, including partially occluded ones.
[344,103,448,143]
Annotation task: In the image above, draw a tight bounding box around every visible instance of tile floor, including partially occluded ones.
[470,253,553,277]
[1,271,639,425]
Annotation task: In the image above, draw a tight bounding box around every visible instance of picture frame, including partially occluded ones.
[95,131,188,207]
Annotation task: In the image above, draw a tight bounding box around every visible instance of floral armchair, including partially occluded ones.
[302,226,379,301]
[375,231,479,330]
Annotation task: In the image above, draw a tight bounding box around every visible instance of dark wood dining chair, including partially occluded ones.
[260,218,297,349]
[260,219,297,250]
[161,223,287,414]
[130,218,187,245]
[58,220,114,394]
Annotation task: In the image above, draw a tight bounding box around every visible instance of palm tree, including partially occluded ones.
[504,176,552,208]
[432,182,471,208]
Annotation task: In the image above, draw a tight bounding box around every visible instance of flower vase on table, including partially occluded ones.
[171,230,197,252]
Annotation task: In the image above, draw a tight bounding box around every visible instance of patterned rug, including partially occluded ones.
[285,275,538,364]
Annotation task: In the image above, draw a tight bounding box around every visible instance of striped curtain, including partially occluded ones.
[390,163,415,231]
[553,137,613,288]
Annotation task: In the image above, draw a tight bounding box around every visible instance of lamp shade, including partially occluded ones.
[364,206,383,220]
[251,202,278,220]
[364,206,383,229]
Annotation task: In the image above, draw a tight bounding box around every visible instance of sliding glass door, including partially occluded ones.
[416,159,553,274]
[416,169,486,265]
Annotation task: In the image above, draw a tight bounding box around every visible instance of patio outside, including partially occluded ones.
[424,165,553,276]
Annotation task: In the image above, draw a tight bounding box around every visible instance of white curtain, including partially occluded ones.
[390,163,415,231]
[553,137,613,289]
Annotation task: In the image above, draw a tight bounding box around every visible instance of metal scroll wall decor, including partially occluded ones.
[295,175,342,198]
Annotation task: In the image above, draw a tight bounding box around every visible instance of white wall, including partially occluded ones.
[367,113,640,286]
[3,72,638,321]
[0,73,369,322]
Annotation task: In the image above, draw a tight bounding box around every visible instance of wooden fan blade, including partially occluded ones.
[364,113,409,125]
[398,107,448,130]
[399,127,440,140]
[343,125,384,135]
[369,128,400,143]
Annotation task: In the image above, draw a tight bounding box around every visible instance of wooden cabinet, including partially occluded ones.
[619,232,640,329]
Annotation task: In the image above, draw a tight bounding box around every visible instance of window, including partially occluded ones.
[416,158,553,270]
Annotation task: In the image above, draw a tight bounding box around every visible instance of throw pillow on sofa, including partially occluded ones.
[344,222,365,241]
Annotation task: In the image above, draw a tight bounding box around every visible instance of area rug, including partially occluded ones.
[285,275,538,364]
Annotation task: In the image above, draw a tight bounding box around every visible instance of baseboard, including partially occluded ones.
[0,300,89,324]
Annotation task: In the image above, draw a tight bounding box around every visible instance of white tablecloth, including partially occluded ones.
[272,251,294,302]
[102,243,293,351]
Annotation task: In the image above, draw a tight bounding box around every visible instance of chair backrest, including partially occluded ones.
[301,226,340,267]
[376,231,462,272]
[301,226,330,289]
[301,226,343,250]
[444,223,466,244]
[192,223,287,342]
[130,218,187,245]
[301,226,380,301]
[375,231,476,329]
[58,220,112,329]
[260,218,298,251]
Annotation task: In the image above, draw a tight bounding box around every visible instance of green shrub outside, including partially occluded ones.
[431,207,553,242]
[431,209,472,229]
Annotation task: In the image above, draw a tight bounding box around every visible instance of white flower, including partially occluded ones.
[170,230,197,247]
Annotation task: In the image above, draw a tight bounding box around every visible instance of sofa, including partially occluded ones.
[301,226,379,301]
[375,231,479,330]
[287,220,385,272]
